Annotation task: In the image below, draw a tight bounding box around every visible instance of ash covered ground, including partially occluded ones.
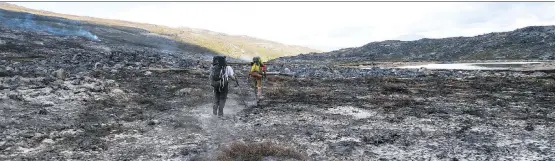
[0,9,554,161]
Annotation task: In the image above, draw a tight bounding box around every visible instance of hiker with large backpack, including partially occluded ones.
[209,56,238,116]
[248,56,266,100]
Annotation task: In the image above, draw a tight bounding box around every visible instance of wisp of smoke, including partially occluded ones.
[0,11,100,41]
[239,55,253,61]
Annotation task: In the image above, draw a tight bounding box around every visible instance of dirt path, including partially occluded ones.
[108,69,258,160]
[187,96,254,160]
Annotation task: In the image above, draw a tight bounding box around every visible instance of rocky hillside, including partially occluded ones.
[0,2,320,62]
[0,8,222,78]
[271,25,555,64]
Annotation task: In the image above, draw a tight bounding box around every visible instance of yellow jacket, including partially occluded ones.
[249,63,265,79]
[250,63,262,73]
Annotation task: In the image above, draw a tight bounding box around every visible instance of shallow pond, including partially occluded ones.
[393,62,544,70]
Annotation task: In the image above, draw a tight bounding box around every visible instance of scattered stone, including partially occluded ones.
[148,120,160,125]
[531,72,547,77]
[110,88,124,96]
[42,138,55,144]
[54,69,67,80]
[525,123,535,131]
[174,88,197,96]
[38,109,48,115]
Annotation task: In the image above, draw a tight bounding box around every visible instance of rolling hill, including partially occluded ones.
[0,2,320,62]
[270,25,555,64]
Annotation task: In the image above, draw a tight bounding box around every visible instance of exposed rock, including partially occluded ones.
[174,88,200,96]
[109,88,124,97]
[148,120,160,125]
[53,69,67,80]
[144,71,152,76]
[271,26,555,64]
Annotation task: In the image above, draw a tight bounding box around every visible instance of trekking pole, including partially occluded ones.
[261,72,265,99]
[235,79,249,109]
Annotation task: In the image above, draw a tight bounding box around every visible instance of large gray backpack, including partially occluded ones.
[211,56,228,90]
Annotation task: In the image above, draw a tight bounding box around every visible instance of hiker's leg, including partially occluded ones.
[252,78,259,99]
[218,97,226,116]
[256,79,263,99]
[218,86,229,116]
[251,78,257,93]
[213,88,219,115]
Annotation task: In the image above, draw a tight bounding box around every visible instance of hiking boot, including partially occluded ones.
[257,88,263,99]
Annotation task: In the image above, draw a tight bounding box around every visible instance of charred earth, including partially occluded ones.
[0,8,554,161]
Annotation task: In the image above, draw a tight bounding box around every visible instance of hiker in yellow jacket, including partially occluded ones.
[248,57,266,100]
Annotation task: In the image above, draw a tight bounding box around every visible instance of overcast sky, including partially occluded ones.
[9,2,555,51]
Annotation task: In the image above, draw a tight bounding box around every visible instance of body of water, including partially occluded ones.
[393,62,543,70]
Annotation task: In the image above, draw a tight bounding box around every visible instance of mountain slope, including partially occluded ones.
[270,25,555,64]
[0,2,320,62]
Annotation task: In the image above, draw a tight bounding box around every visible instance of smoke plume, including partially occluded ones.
[0,10,99,41]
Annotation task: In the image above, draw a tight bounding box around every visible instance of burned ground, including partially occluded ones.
[2,56,555,161]
[0,8,554,161]
[245,73,555,160]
